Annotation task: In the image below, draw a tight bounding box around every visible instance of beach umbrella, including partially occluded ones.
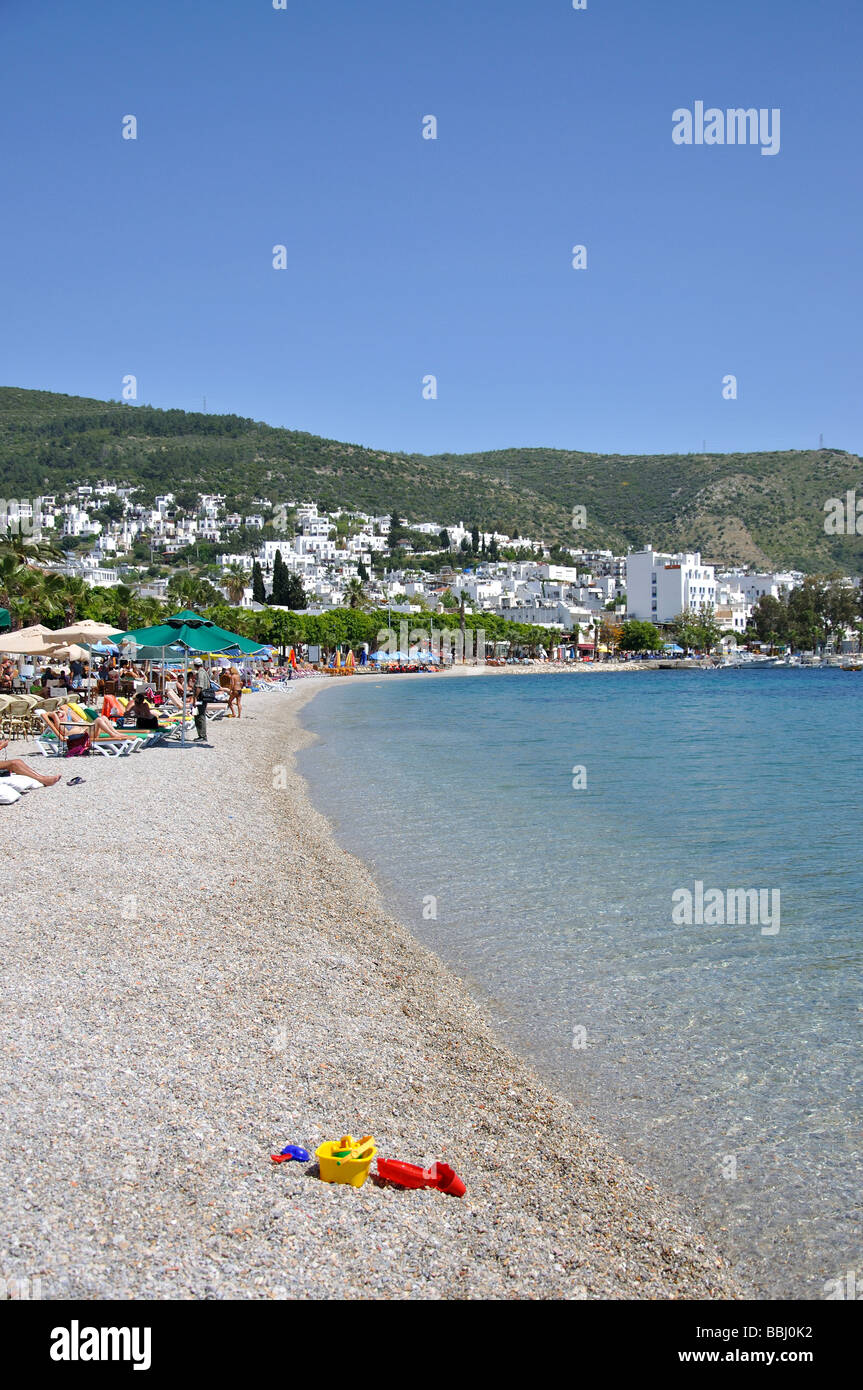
[164,610,266,656]
[45,643,89,663]
[43,621,128,698]
[112,611,264,656]
[109,611,247,746]
[42,620,119,645]
[0,607,10,632]
[218,641,269,660]
[0,622,55,654]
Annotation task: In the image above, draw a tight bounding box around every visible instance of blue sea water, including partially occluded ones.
[299,669,862,1298]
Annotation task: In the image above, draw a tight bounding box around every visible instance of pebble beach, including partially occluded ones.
[1,678,742,1301]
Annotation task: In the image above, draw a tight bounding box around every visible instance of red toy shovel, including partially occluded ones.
[376,1158,466,1197]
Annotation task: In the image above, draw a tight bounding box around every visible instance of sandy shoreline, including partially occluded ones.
[0,685,741,1300]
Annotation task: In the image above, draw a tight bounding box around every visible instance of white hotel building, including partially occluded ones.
[626,547,716,624]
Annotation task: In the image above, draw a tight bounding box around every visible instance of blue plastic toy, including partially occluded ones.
[271,1144,310,1164]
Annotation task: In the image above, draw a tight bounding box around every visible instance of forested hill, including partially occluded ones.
[0,386,860,572]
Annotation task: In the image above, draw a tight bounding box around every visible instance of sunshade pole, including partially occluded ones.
[182,645,188,746]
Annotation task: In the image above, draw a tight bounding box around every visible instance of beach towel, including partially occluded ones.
[65,731,91,758]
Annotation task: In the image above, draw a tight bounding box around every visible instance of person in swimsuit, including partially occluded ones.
[226,666,243,718]
[0,739,61,787]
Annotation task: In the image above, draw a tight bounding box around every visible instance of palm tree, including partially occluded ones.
[0,531,61,568]
[111,584,137,631]
[37,572,72,623]
[56,577,91,626]
[343,577,369,611]
[136,596,167,627]
[8,569,44,627]
[166,572,197,608]
[0,553,26,616]
[222,563,249,605]
[86,583,137,632]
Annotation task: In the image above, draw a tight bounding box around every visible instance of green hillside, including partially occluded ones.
[1,387,860,572]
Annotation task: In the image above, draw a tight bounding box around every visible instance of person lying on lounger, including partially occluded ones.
[0,739,61,787]
[162,676,187,710]
[129,692,160,729]
[43,706,131,743]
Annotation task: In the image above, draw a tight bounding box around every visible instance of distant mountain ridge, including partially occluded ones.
[0,386,860,573]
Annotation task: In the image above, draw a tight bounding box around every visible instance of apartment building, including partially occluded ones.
[626,547,716,623]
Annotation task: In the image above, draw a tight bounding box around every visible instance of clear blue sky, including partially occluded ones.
[0,0,860,458]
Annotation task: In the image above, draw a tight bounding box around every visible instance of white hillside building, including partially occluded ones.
[627,547,716,624]
[715,570,800,604]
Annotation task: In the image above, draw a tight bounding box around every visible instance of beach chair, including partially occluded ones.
[34,710,138,758]
[0,695,32,741]
[27,695,65,735]
[146,724,184,745]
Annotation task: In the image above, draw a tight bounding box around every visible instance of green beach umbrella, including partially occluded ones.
[110,621,225,652]
[108,612,242,746]
[110,611,264,655]
[0,607,10,632]
[166,610,267,655]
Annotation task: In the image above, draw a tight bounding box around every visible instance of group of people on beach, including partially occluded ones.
[0,657,252,801]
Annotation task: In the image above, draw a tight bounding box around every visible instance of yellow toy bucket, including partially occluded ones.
[315,1134,377,1187]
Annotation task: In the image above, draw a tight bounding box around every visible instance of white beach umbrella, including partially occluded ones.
[43,644,89,662]
[43,622,124,699]
[0,623,55,654]
[43,620,119,645]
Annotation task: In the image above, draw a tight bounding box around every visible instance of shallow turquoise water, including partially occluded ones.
[299,669,862,1298]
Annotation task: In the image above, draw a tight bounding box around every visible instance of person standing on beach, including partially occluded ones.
[191,657,210,743]
[226,666,243,718]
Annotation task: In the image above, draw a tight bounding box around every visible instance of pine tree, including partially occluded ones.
[270,550,289,604]
[471,524,480,554]
[284,571,307,609]
[252,559,266,604]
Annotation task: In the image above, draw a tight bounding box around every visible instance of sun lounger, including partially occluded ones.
[35,729,138,758]
[35,710,139,758]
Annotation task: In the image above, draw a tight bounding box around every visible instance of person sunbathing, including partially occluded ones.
[0,739,61,787]
[162,679,186,710]
[129,692,160,729]
[43,706,131,743]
